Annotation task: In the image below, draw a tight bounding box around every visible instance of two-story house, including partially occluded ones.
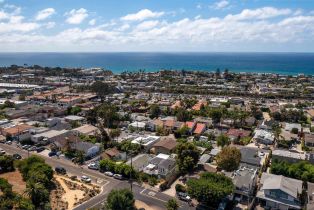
[143,153,176,181]
[256,173,303,210]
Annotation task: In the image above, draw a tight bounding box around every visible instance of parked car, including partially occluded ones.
[177,192,191,202]
[104,171,114,177]
[28,146,37,151]
[113,174,123,180]
[22,145,31,150]
[88,163,99,170]
[36,147,45,153]
[48,151,57,157]
[0,149,5,155]
[81,175,91,183]
[12,153,22,160]
[5,141,12,145]
[55,166,67,174]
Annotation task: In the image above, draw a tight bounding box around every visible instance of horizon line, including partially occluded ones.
[0,51,314,54]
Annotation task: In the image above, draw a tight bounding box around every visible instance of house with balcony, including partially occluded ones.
[256,173,303,210]
[142,153,176,180]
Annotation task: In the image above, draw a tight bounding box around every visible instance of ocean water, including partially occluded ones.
[0,52,313,75]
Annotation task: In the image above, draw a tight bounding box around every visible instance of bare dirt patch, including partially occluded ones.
[50,175,100,210]
[135,200,164,210]
[0,170,26,194]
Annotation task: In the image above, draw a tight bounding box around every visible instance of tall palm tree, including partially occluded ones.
[24,181,49,207]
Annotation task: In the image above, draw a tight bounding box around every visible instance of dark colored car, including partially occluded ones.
[36,147,45,153]
[12,153,22,160]
[48,151,57,157]
[55,166,66,174]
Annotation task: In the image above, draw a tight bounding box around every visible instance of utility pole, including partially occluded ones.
[130,152,133,192]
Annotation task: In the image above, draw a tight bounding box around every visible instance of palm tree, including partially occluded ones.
[24,181,49,207]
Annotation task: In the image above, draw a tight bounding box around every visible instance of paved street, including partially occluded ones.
[0,143,193,210]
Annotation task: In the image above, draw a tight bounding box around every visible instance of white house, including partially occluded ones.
[253,129,274,145]
[132,135,160,151]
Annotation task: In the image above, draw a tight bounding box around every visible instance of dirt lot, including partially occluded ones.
[135,200,164,210]
[0,170,26,194]
[50,175,100,210]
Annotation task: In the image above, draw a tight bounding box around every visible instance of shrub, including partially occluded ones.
[175,184,186,193]
[148,176,158,186]
[160,181,169,191]
[291,128,299,134]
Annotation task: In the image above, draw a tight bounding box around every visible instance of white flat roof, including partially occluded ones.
[156,153,169,159]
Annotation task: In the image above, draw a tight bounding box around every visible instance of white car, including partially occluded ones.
[104,171,114,177]
[88,163,99,170]
[81,175,91,183]
[113,174,123,180]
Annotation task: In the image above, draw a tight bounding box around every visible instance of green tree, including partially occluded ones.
[118,140,141,155]
[76,151,85,165]
[24,181,49,207]
[90,81,113,101]
[109,128,121,140]
[149,104,161,119]
[14,195,35,210]
[106,188,136,210]
[216,146,241,172]
[187,172,233,206]
[291,128,299,134]
[67,106,82,115]
[97,103,120,128]
[216,134,230,147]
[99,158,116,172]
[209,109,222,124]
[176,142,200,174]
[166,198,179,210]
[174,125,189,138]
[0,177,14,198]
[0,155,14,172]
[175,108,192,122]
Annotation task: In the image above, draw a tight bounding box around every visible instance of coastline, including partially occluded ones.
[0,52,313,76]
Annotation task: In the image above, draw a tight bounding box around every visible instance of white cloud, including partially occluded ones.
[211,0,230,10]
[135,20,159,30]
[0,6,40,34]
[195,15,201,20]
[0,6,314,52]
[225,7,292,20]
[121,9,164,21]
[65,8,88,24]
[293,9,303,16]
[0,11,9,20]
[4,4,21,15]
[117,23,130,31]
[89,19,96,26]
[0,19,39,33]
[45,22,56,29]
[35,8,55,21]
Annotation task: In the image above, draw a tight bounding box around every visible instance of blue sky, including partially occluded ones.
[0,0,314,52]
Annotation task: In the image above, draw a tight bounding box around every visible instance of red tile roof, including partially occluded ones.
[192,100,207,111]
[185,121,195,129]
[193,123,206,134]
[227,129,251,138]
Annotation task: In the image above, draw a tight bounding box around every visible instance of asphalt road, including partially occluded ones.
[0,143,193,210]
